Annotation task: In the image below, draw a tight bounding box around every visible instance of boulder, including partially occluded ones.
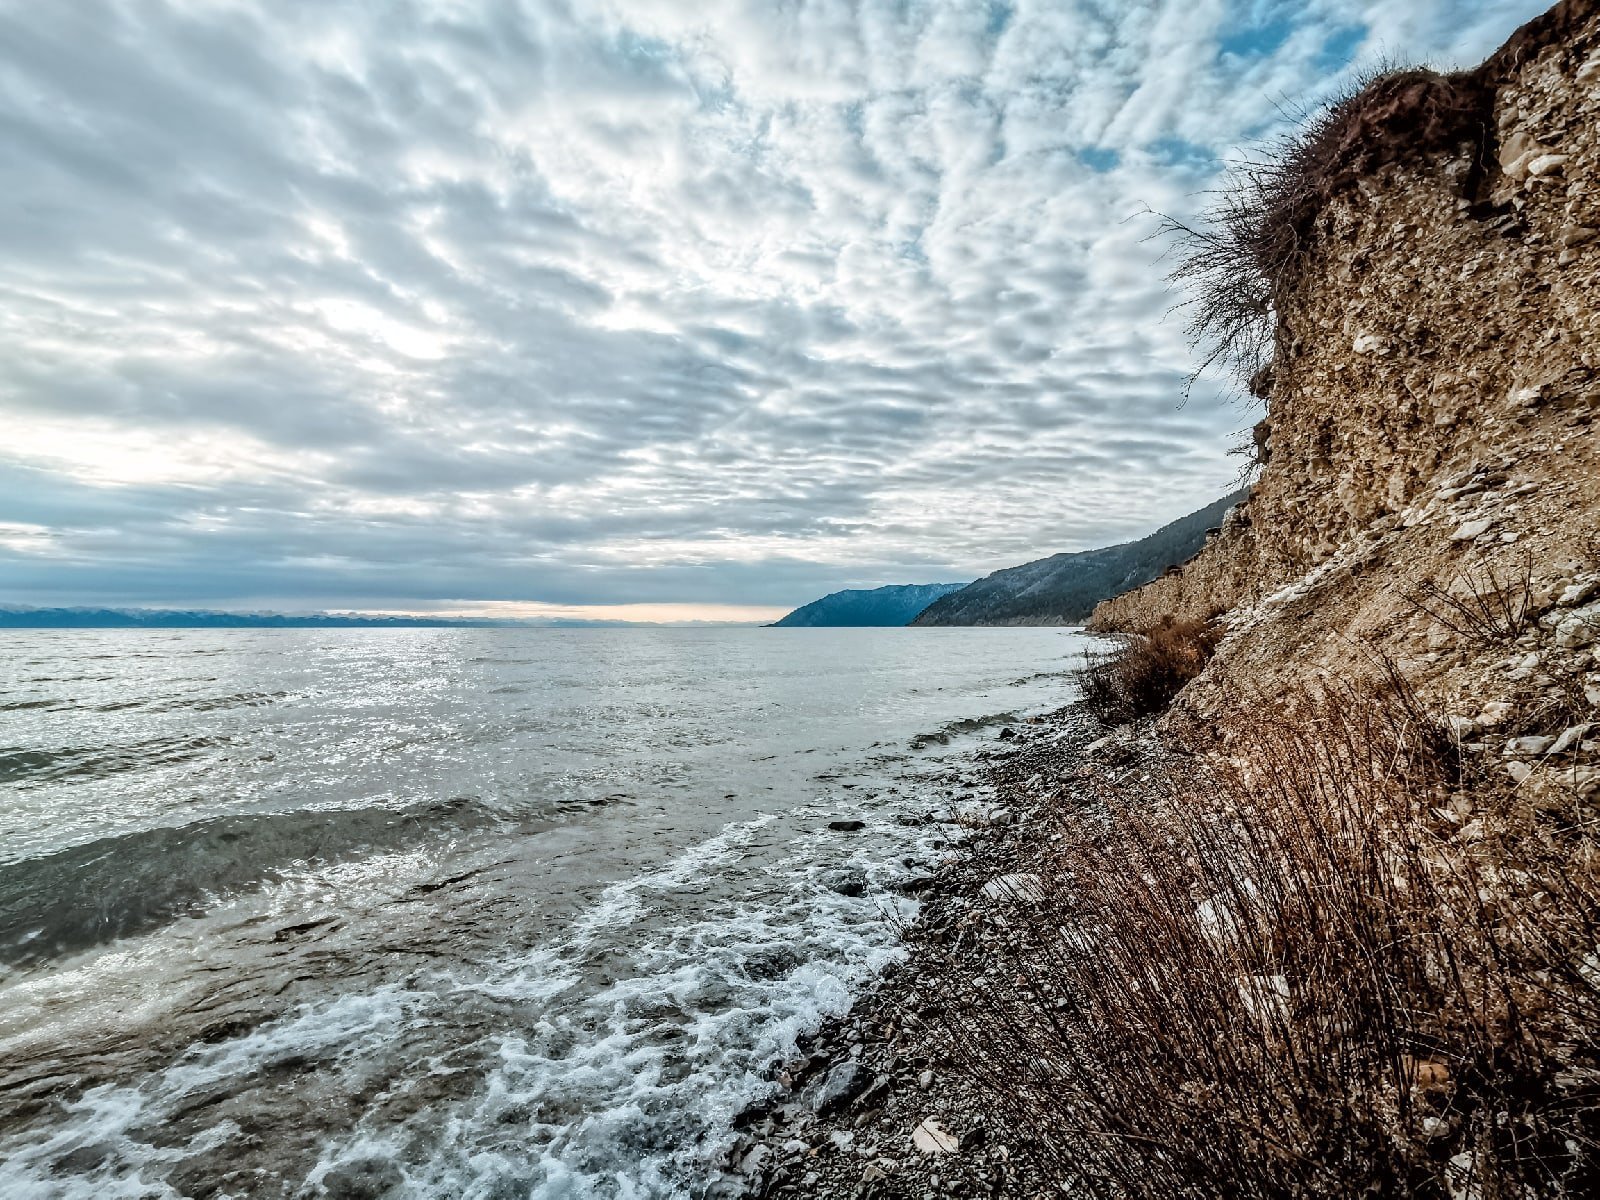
[320,1158,404,1200]
[820,868,868,897]
[806,1062,869,1114]
[1554,606,1599,649]
[1450,517,1495,541]
[1559,578,1600,606]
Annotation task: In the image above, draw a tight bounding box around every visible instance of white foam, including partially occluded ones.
[0,795,949,1198]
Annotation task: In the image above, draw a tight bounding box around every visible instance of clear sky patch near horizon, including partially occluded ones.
[0,0,1550,622]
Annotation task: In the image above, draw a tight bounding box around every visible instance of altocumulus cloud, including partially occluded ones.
[0,0,1550,618]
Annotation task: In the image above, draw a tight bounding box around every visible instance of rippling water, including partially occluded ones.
[0,627,1084,1198]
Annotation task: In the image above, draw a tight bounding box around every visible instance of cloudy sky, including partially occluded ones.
[0,0,1547,621]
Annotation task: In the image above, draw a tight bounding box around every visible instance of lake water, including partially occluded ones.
[0,627,1086,1198]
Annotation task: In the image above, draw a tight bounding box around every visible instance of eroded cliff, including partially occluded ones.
[1092,1,1600,772]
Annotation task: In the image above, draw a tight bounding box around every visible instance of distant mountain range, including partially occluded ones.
[911,489,1249,626]
[768,583,969,627]
[0,607,498,629]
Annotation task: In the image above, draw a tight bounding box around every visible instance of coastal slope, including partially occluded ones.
[1090,0,1600,735]
[729,6,1600,1197]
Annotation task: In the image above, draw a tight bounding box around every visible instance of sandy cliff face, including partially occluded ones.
[1092,1,1600,754]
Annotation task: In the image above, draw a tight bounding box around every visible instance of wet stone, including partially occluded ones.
[808,1061,870,1115]
[820,868,869,897]
[319,1157,404,1200]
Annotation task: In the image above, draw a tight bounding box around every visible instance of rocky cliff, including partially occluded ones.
[1092,0,1600,767]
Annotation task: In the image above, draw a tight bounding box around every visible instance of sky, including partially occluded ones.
[0,0,1550,622]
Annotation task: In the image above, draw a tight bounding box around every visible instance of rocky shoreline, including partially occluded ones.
[712,703,1185,1200]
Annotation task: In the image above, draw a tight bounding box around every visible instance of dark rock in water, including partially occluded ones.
[894,874,938,895]
[742,944,804,979]
[807,1061,869,1114]
[820,868,869,897]
[828,819,866,832]
[737,1143,771,1177]
[998,727,1015,740]
[320,1157,404,1200]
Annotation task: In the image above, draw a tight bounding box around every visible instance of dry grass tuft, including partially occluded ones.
[918,677,1600,1198]
[1163,67,1490,395]
[1077,617,1223,724]
[1405,553,1538,647]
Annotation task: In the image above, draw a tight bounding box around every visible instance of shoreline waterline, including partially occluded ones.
[0,626,1088,1197]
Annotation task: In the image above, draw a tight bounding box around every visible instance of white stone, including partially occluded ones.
[981,873,1046,902]
[1507,651,1540,681]
[1550,724,1596,756]
[1499,130,1538,173]
[1559,579,1600,607]
[1352,332,1387,355]
[1450,518,1495,542]
[1505,735,1557,757]
[1579,50,1600,85]
[1477,701,1513,726]
[1579,951,1600,991]
[1555,607,1600,649]
[912,1117,958,1156]
[1446,1151,1484,1200]
[954,803,1011,827]
[1527,153,1569,177]
[1504,149,1541,182]
[1236,974,1290,1023]
[1195,892,1257,947]
[1506,761,1534,784]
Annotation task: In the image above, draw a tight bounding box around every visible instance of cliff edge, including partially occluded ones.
[1091,0,1600,761]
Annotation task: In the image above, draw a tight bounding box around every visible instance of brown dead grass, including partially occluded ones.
[1077,617,1224,724]
[920,675,1600,1198]
[1162,66,1490,396]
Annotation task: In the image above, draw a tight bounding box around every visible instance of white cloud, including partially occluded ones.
[0,0,1552,613]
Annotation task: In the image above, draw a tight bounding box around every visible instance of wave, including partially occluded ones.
[0,691,288,717]
[908,710,1020,749]
[0,798,506,970]
[0,734,227,785]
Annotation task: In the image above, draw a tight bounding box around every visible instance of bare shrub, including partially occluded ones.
[1077,617,1223,723]
[916,678,1600,1198]
[1162,67,1490,396]
[1404,553,1537,646]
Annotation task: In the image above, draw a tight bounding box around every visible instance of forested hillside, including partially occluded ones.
[911,490,1248,626]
